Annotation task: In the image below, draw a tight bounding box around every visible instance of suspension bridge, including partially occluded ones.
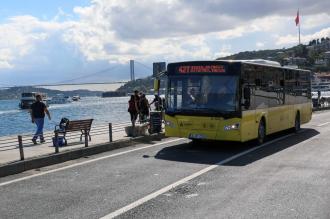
[0,60,153,90]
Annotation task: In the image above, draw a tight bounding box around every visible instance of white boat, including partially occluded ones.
[49,94,71,104]
[312,82,330,92]
[19,92,49,109]
[312,76,330,92]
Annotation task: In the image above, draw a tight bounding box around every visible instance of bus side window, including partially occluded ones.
[242,65,257,110]
[255,79,262,86]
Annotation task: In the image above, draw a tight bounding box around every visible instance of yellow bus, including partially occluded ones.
[164,60,312,144]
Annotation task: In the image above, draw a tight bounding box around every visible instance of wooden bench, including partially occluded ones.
[54,119,93,145]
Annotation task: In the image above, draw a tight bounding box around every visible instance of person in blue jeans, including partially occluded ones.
[30,94,51,144]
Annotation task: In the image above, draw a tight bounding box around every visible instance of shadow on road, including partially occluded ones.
[154,128,319,166]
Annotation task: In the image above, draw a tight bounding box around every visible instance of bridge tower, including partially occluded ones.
[130,60,135,81]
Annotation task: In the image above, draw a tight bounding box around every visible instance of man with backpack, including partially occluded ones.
[150,94,163,111]
[30,94,51,144]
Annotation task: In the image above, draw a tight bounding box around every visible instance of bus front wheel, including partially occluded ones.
[257,120,266,145]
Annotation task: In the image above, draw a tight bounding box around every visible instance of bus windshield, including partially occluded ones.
[166,75,238,115]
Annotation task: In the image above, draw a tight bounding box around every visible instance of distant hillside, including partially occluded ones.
[218,38,330,72]
[116,76,166,94]
[0,86,102,100]
[219,45,313,67]
[220,48,284,61]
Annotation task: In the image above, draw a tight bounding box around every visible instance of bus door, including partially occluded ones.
[241,66,258,141]
[264,69,286,133]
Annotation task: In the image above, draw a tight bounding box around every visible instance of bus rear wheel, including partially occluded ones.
[294,113,301,133]
[257,120,266,145]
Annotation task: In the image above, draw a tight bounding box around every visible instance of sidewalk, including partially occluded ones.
[0,123,130,165]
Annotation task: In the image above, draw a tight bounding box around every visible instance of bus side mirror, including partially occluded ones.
[243,87,251,100]
[243,100,250,109]
[154,79,160,93]
[242,87,251,109]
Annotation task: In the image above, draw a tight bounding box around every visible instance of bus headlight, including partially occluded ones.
[224,123,240,131]
[165,120,176,128]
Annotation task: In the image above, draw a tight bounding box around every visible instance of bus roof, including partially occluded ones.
[168,60,311,72]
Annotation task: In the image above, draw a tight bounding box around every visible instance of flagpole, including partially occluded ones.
[298,21,301,45]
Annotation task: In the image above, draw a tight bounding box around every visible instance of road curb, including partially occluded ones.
[0,133,166,178]
[313,107,330,112]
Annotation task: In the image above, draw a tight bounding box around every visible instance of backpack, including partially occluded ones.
[128,100,136,112]
[59,117,70,130]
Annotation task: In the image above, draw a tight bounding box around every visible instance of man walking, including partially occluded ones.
[30,94,51,144]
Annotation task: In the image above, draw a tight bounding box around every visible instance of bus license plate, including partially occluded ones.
[189,133,206,139]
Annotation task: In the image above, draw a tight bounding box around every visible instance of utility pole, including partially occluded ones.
[295,9,301,45]
[298,20,301,45]
[130,60,135,81]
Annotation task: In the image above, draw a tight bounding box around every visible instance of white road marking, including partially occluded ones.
[317,122,330,127]
[100,131,305,219]
[163,193,172,197]
[185,193,199,199]
[197,182,207,186]
[0,138,185,187]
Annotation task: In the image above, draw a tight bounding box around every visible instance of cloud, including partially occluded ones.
[275,27,330,45]
[0,15,74,70]
[303,13,330,29]
[1,0,330,83]
[76,0,330,40]
[256,42,265,48]
[214,44,232,59]
[64,0,330,64]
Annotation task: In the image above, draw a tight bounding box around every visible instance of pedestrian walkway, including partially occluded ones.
[0,122,131,165]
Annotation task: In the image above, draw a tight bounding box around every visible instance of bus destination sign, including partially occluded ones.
[177,65,226,74]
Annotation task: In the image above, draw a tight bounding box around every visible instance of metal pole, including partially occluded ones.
[18,135,24,160]
[109,123,113,142]
[55,132,59,153]
[84,128,88,147]
[298,22,301,45]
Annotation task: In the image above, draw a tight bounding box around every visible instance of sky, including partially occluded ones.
[0,0,330,86]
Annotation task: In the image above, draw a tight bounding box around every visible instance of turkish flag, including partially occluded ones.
[295,10,300,26]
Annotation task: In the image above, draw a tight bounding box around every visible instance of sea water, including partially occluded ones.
[0,96,132,137]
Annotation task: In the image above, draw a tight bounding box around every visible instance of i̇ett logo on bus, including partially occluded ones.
[178,65,225,74]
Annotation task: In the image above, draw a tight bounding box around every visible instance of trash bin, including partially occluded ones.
[149,111,162,134]
[52,136,65,147]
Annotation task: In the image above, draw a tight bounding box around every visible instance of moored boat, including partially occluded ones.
[19,92,49,109]
[72,95,80,101]
[49,94,71,104]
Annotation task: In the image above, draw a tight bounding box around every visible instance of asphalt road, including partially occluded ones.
[1,111,330,219]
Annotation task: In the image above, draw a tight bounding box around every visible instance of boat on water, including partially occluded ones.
[19,92,49,109]
[48,94,71,104]
[72,95,80,101]
[312,74,330,92]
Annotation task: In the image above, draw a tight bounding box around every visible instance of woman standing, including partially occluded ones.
[128,95,138,127]
[139,94,150,122]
